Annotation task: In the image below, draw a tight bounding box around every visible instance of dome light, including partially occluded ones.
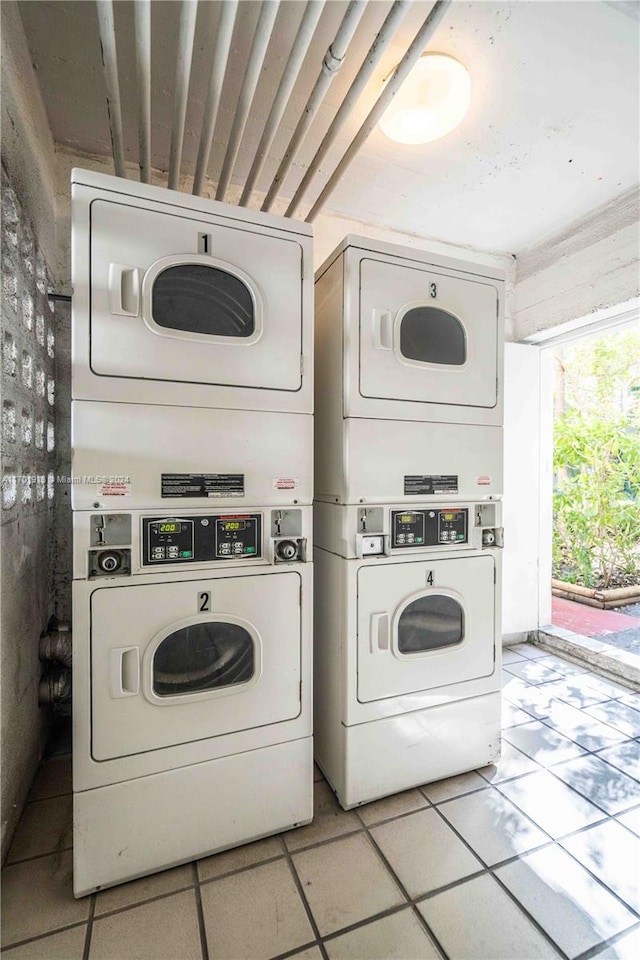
[379,53,471,145]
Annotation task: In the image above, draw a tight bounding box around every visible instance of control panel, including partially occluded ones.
[391,509,468,549]
[142,515,262,565]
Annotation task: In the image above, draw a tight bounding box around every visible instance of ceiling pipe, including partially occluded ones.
[216,1,280,202]
[134,0,151,183]
[239,1,324,207]
[306,0,451,222]
[95,0,126,178]
[168,0,198,190]
[286,0,410,218]
[192,1,239,196]
[261,0,368,213]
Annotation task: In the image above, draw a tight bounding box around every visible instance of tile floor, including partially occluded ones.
[2,642,640,960]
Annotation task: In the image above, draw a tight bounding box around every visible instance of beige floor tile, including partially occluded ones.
[95,863,193,915]
[288,948,323,960]
[437,788,548,865]
[496,770,606,839]
[593,926,640,959]
[2,925,86,960]
[28,755,73,801]
[325,907,440,960]
[561,821,640,912]
[418,873,561,959]
[617,808,640,837]
[292,832,405,937]
[198,835,284,882]
[7,795,73,863]
[371,808,482,898]
[200,858,313,960]
[89,889,201,960]
[496,845,637,958]
[1,852,89,947]
[420,771,488,804]
[357,788,429,827]
[284,779,361,852]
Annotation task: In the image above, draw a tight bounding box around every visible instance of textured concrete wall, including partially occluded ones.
[514,187,640,340]
[0,166,58,858]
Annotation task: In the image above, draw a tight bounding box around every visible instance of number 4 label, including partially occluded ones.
[198,591,211,613]
[426,571,434,586]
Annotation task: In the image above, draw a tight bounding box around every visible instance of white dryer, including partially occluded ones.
[72,506,312,896]
[314,236,504,504]
[313,501,502,809]
[71,169,313,414]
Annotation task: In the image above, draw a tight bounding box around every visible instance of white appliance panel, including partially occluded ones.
[74,737,313,896]
[357,556,495,702]
[341,418,502,504]
[359,258,499,410]
[90,571,301,760]
[71,401,312,510]
[90,200,303,392]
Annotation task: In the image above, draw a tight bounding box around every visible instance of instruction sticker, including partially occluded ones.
[272,477,299,491]
[161,474,245,498]
[404,475,459,496]
[476,475,492,486]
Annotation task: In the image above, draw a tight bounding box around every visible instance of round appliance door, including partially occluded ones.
[357,555,496,703]
[90,571,302,760]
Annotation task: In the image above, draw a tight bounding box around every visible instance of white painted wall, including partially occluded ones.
[514,187,640,340]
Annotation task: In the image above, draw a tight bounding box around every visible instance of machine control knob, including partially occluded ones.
[98,551,121,573]
[276,540,298,561]
[482,530,496,546]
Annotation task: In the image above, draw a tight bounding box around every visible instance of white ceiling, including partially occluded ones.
[18,0,640,253]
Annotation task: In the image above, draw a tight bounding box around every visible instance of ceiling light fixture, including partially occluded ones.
[379,53,471,145]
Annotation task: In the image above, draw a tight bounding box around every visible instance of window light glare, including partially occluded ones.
[379,54,471,145]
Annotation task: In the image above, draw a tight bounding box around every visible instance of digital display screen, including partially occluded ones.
[223,520,246,531]
[400,514,416,524]
[443,513,455,521]
[158,522,179,533]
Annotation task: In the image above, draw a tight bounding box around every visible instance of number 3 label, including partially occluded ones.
[429,283,437,299]
[198,592,211,613]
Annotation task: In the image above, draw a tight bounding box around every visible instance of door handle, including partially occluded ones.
[109,647,140,698]
[370,613,389,653]
[108,264,141,317]
[372,309,393,350]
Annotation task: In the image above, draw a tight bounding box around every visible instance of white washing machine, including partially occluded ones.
[71,169,313,413]
[314,236,504,504]
[313,500,502,809]
[71,400,313,512]
[72,506,312,896]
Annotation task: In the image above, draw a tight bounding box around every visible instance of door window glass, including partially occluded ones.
[399,307,466,365]
[398,595,464,653]
[152,265,255,337]
[153,621,254,697]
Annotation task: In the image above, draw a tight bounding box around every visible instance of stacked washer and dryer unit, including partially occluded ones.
[314,236,505,809]
[70,169,314,896]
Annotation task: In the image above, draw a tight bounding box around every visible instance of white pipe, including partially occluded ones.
[286,0,409,218]
[216,1,280,202]
[306,0,451,222]
[96,0,126,178]
[192,1,239,196]
[134,0,151,183]
[168,0,198,190]
[239,1,324,207]
[261,0,368,213]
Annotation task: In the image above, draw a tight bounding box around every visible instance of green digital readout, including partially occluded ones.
[158,522,179,533]
[223,520,246,531]
[400,514,415,524]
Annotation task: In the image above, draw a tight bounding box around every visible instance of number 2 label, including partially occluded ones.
[198,591,211,613]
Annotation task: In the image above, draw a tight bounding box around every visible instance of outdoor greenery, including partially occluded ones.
[553,328,640,589]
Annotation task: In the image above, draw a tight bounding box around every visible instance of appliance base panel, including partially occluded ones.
[317,695,500,810]
[73,737,313,897]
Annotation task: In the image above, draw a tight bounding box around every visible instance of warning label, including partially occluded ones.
[272,477,299,491]
[161,474,245,499]
[97,481,131,497]
[404,475,459,496]
[476,475,492,486]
